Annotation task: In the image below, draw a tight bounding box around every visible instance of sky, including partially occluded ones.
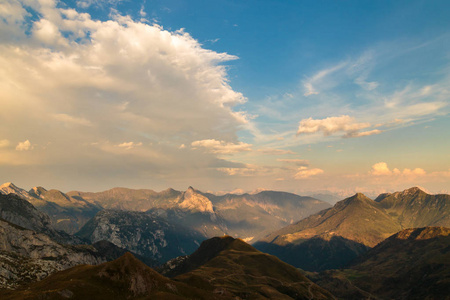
[0,0,449,197]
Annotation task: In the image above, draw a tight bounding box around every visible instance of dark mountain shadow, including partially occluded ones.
[308,227,450,300]
[254,236,370,271]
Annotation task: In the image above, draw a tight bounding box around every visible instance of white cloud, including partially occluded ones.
[371,162,392,175]
[76,0,123,9]
[16,140,32,151]
[297,115,379,138]
[294,166,324,179]
[33,18,67,46]
[117,142,143,150]
[0,2,249,180]
[192,139,252,154]
[371,162,427,177]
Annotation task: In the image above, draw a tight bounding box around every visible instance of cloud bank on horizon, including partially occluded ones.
[0,0,449,195]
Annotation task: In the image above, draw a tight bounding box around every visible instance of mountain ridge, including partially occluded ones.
[255,187,450,271]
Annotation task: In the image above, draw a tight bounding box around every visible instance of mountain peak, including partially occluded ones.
[110,251,142,266]
[400,186,427,196]
[0,182,33,200]
[179,187,214,213]
[29,186,47,198]
[354,192,368,199]
[336,192,373,208]
[159,235,258,277]
[0,182,16,189]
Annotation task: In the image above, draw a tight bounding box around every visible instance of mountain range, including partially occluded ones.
[255,187,450,271]
[0,183,330,243]
[0,183,101,234]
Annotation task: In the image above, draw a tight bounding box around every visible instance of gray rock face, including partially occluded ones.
[0,193,83,245]
[0,219,105,289]
[76,210,205,263]
[0,193,52,233]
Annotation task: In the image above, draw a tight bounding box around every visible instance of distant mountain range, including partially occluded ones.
[0,183,101,234]
[0,183,331,243]
[255,187,450,271]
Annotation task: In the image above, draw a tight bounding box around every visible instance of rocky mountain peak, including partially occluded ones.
[399,186,427,196]
[0,182,17,189]
[1,182,24,193]
[179,187,214,213]
[29,186,47,198]
[0,182,33,200]
[335,192,373,209]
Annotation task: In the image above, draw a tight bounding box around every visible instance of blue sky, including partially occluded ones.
[0,0,449,196]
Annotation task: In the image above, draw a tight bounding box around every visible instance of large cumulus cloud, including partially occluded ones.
[0,0,248,189]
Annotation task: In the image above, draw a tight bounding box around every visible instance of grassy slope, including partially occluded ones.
[172,236,335,299]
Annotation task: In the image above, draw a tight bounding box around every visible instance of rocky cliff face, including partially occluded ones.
[0,193,83,245]
[76,210,205,263]
[0,218,105,289]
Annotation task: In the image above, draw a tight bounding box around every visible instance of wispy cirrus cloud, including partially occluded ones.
[302,62,347,96]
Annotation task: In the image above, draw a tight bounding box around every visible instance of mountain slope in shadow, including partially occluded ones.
[309,227,450,300]
[161,236,335,299]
